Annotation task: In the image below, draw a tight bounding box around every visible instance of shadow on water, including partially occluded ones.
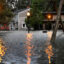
[37,31,56,64]
[45,31,64,64]
[55,32,64,64]
[49,31,64,64]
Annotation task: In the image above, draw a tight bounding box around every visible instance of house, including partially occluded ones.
[9,8,30,30]
[9,14,18,30]
[18,8,30,30]
[42,12,64,30]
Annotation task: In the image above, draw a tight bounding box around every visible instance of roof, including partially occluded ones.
[42,12,64,15]
[18,8,30,17]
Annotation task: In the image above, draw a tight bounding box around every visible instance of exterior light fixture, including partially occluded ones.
[27,11,30,17]
[26,11,31,33]
[47,14,53,20]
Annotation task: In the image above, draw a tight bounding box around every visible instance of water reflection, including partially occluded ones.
[25,33,33,64]
[47,31,53,42]
[45,31,54,64]
[0,38,7,63]
[45,44,54,64]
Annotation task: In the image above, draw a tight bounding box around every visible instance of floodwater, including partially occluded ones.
[0,38,7,63]
[0,31,64,64]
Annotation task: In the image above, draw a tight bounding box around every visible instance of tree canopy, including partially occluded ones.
[0,0,13,24]
[25,0,61,30]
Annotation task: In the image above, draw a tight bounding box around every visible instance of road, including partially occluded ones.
[0,30,64,64]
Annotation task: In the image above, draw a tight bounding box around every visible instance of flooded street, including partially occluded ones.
[0,31,64,64]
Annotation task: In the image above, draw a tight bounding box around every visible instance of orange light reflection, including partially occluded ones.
[0,38,7,63]
[26,33,33,64]
[45,31,53,64]
[45,44,54,64]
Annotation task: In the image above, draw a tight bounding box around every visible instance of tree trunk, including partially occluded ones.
[50,0,64,44]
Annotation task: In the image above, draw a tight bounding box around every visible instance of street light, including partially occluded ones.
[27,11,31,33]
[47,14,53,20]
[27,11,30,17]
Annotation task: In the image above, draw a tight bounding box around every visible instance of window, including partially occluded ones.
[23,24,25,27]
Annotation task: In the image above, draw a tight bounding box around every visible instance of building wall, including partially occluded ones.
[18,8,30,30]
[43,14,64,30]
[9,14,18,30]
[61,15,64,21]
[53,15,64,21]
[43,15,64,22]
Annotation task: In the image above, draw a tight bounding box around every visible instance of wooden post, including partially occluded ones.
[59,17,64,32]
[60,20,64,32]
[50,0,64,44]
[43,24,45,30]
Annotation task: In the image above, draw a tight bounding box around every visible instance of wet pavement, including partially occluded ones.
[0,30,64,64]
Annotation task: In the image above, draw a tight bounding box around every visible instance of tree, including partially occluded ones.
[0,0,13,24]
[50,0,64,44]
[31,0,60,12]
[25,0,45,30]
[25,0,61,30]
[25,9,44,30]
[16,0,30,10]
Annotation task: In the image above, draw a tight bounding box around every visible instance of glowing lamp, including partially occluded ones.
[47,14,53,20]
[27,11,30,17]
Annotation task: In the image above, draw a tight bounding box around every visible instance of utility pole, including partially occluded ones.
[27,11,31,33]
[50,0,64,44]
